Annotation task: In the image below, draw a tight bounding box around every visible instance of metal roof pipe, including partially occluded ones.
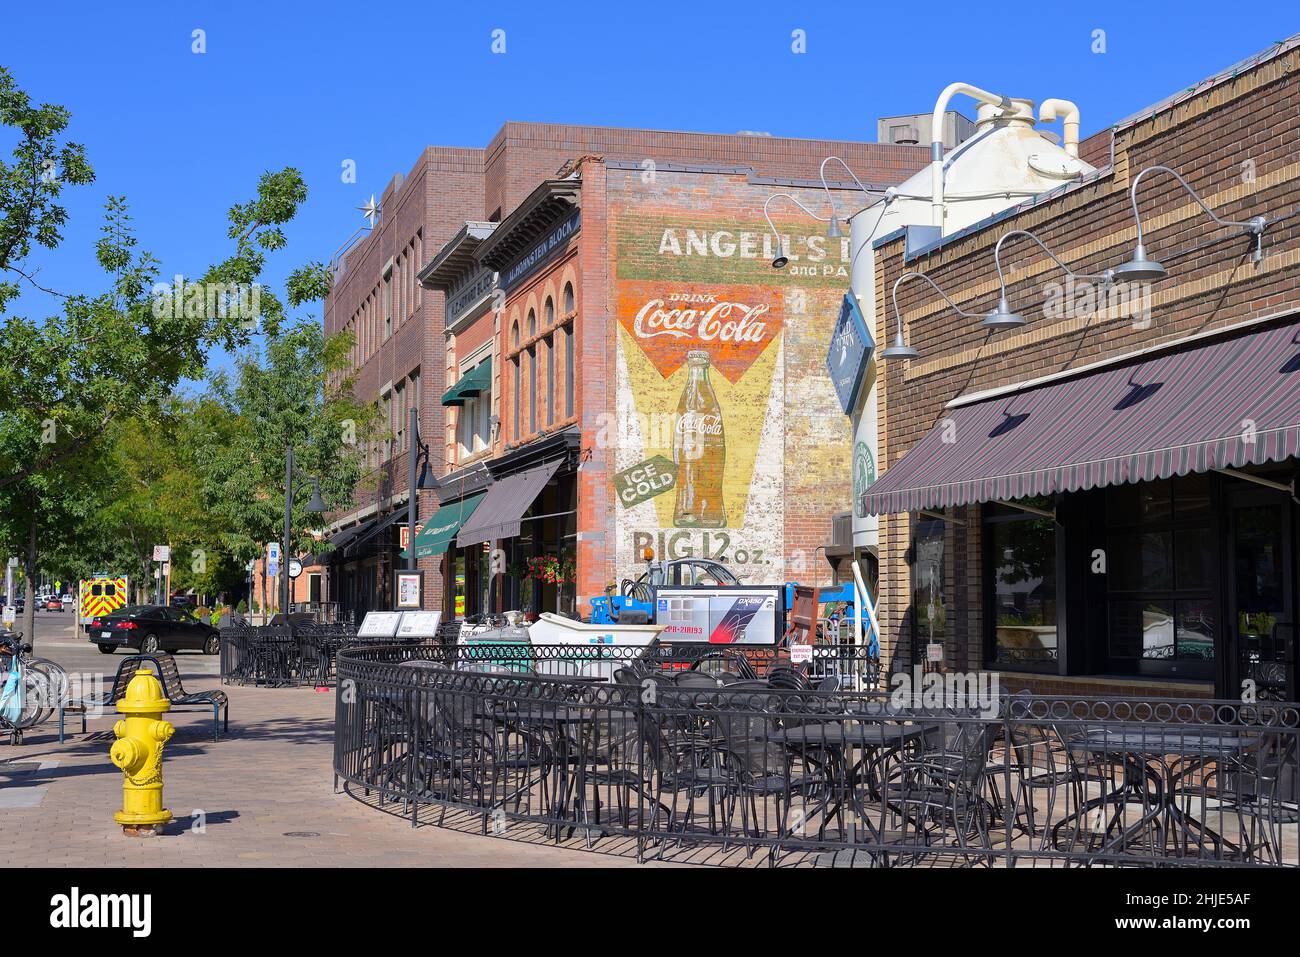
[929,83,1014,227]
[1039,98,1081,158]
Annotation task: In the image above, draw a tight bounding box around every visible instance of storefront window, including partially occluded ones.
[911,516,945,663]
[985,502,1058,668]
[452,555,467,618]
[1105,475,1216,673]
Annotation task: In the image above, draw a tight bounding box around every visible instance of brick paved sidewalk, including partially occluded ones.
[1,676,661,868]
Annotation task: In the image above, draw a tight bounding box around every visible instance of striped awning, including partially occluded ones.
[861,319,1300,516]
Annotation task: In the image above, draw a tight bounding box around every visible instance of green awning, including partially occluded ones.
[440,358,493,407]
[401,493,486,559]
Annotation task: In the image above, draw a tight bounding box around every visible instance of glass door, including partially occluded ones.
[1227,486,1295,701]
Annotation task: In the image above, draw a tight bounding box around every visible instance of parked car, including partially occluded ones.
[89,604,221,655]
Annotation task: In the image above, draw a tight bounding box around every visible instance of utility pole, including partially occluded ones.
[281,444,294,626]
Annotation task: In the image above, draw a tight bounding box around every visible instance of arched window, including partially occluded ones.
[544,296,554,328]
[564,324,574,418]
[563,282,575,316]
[511,322,521,440]
[545,334,554,427]
[527,308,536,338]
[527,345,537,434]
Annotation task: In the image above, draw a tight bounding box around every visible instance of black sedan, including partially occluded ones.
[89,604,220,655]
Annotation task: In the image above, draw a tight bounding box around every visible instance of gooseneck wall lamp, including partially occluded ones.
[767,158,887,267]
[764,193,831,268]
[1114,164,1269,282]
[985,228,1115,330]
[883,271,979,360]
[818,155,884,240]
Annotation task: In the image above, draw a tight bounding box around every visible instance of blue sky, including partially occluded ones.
[2,0,1296,384]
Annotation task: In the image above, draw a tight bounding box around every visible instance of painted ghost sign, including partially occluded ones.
[611,205,852,581]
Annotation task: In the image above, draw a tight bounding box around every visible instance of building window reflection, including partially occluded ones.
[911,515,946,664]
[984,501,1058,669]
[1105,475,1216,674]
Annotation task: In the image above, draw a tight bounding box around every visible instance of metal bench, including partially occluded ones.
[60,653,229,743]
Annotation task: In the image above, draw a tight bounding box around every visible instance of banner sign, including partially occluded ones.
[826,291,874,415]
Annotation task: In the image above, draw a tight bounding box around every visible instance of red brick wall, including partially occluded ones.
[586,161,866,603]
[324,124,927,614]
[483,122,926,224]
[323,147,485,607]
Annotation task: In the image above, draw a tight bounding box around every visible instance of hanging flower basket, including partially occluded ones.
[525,554,575,585]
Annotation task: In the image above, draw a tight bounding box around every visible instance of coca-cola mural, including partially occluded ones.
[612,210,853,581]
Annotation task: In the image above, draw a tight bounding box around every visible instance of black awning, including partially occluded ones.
[343,507,406,557]
[315,520,370,563]
[455,460,562,546]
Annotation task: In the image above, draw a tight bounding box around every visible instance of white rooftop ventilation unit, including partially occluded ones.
[846,82,1096,552]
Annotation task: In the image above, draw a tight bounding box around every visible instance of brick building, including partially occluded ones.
[318,123,928,620]
[861,37,1300,700]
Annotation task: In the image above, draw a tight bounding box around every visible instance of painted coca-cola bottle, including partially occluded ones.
[673,350,726,527]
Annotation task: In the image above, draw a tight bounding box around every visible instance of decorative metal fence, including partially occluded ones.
[223,629,880,691]
[333,644,1299,868]
[220,624,426,687]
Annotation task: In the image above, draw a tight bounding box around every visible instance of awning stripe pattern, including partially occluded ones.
[861,319,1300,516]
[456,460,561,547]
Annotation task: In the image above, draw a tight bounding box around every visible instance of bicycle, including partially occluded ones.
[0,630,70,744]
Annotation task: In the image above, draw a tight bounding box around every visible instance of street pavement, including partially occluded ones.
[2,612,657,867]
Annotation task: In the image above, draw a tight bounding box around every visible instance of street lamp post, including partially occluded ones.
[281,444,326,627]
[406,407,433,572]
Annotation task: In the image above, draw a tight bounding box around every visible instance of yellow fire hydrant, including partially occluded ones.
[109,669,175,837]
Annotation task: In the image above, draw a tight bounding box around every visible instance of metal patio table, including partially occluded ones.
[769,721,936,846]
[477,704,594,841]
[1052,725,1261,861]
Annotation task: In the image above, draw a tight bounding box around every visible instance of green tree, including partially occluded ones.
[199,321,376,616]
[0,65,94,311]
[95,401,245,605]
[0,68,325,643]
